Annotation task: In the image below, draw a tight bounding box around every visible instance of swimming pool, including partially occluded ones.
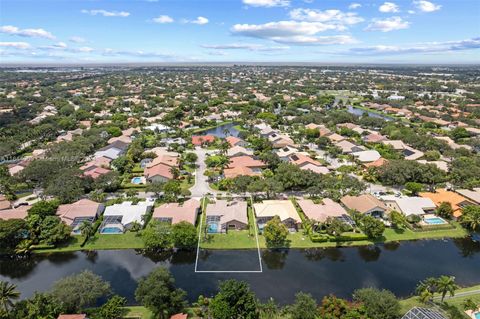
[101,227,123,234]
[474,312,480,319]
[131,177,144,184]
[424,217,447,225]
[207,223,219,233]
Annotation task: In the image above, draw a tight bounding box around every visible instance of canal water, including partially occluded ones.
[0,238,479,305]
[347,105,393,121]
[200,122,240,138]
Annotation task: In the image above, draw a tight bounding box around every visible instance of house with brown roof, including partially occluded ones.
[152,199,200,225]
[340,194,388,218]
[192,135,215,146]
[226,136,247,147]
[420,189,476,218]
[227,146,254,158]
[335,140,365,154]
[0,195,11,210]
[0,205,29,220]
[144,163,174,183]
[206,200,248,233]
[253,200,301,231]
[297,198,348,223]
[288,153,330,174]
[268,133,295,148]
[223,155,266,178]
[363,133,387,143]
[56,199,104,233]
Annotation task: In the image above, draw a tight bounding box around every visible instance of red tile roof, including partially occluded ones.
[192,135,215,146]
[144,163,173,180]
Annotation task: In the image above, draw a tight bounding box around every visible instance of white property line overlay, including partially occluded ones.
[194,197,263,273]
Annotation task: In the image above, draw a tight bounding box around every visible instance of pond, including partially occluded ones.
[347,105,393,121]
[1,238,479,305]
[200,122,240,138]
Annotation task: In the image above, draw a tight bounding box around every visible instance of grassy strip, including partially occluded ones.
[400,284,480,317]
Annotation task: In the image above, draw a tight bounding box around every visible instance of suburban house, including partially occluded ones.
[382,140,424,160]
[253,200,301,231]
[335,140,365,154]
[94,140,129,160]
[288,153,329,174]
[352,150,382,163]
[420,189,476,218]
[0,205,29,220]
[363,133,387,143]
[297,198,349,223]
[326,133,346,143]
[57,199,104,233]
[340,194,388,218]
[192,135,215,146]
[82,166,111,179]
[206,200,248,233]
[226,136,247,147]
[101,200,154,233]
[276,146,305,161]
[223,155,265,179]
[0,195,11,210]
[143,154,179,183]
[268,133,295,148]
[152,199,200,225]
[227,146,254,158]
[380,196,436,217]
[455,188,480,205]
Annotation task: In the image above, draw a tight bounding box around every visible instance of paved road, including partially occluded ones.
[189,147,218,198]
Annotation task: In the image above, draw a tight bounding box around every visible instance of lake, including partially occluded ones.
[200,122,240,138]
[347,105,393,121]
[1,238,479,305]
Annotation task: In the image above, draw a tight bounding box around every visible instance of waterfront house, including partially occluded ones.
[340,194,388,218]
[206,199,248,233]
[56,199,104,233]
[152,199,200,225]
[297,198,348,223]
[420,189,476,218]
[380,196,436,217]
[226,136,247,147]
[101,200,154,233]
[253,200,301,231]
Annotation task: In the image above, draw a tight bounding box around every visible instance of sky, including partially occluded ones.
[0,0,479,64]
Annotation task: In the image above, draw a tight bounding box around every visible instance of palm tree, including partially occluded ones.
[79,220,93,241]
[459,206,480,231]
[14,240,32,256]
[169,167,180,180]
[0,281,20,314]
[436,275,458,302]
[416,277,438,303]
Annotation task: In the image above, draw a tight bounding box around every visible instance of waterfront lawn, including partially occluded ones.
[124,306,153,319]
[200,230,258,249]
[36,232,144,253]
[400,284,480,317]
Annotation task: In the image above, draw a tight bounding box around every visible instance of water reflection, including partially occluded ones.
[0,239,478,305]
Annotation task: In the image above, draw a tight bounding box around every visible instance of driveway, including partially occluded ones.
[189,147,217,198]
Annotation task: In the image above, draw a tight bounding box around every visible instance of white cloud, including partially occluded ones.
[69,36,86,43]
[379,2,400,13]
[345,37,480,55]
[81,9,130,17]
[413,0,441,12]
[184,16,209,25]
[231,21,356,45]
[289,8,364,25]
[75,46,94,53]
[242,0,290,7]
[365,16,409,32]
[201,43,289,51]
[408,10,416,14]
[152,15,174,24]
[348,3,362,10]
[0,25,55,39]
[0,42,31,49]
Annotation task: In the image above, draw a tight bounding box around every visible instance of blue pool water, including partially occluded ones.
[424,217,447,225]
[474,312,480,319]
[131,177,143,184]
[208,223,219,233]
[101,227,122,234]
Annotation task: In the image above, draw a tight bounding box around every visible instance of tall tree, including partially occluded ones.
[209,280,258,319]
[135,267,187,319]
[0,281,20,315]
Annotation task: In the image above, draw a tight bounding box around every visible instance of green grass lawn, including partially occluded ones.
[36,232,145,253]
[400,284,480,318]
[123,306,153,319]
